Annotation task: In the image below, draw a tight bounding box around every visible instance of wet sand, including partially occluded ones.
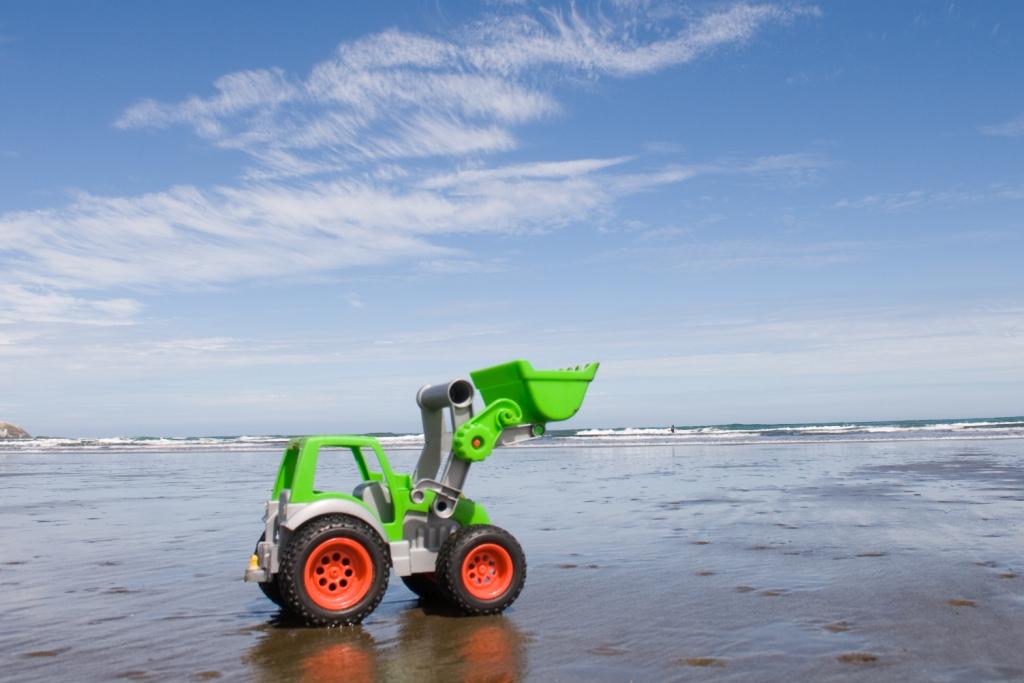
[1,439,1022,681]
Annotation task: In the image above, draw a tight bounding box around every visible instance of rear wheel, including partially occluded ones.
[278,515,390,626]
[437,525,526,615]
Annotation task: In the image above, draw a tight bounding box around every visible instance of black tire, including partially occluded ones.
[401,573,444,602]
[255,532,287,609]
[278,515,391,626]
[436,525,526,615]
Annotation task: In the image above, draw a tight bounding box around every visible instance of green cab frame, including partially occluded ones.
[272,435,490,542]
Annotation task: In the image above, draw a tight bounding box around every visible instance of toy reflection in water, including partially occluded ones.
[244,608,525,683]
[301,640,375,683]
[244,624,375,683]
[392,608,525,683]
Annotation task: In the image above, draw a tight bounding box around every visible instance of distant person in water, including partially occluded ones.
[670,425,675,433]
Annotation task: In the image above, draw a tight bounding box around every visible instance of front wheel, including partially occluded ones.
[436,525,526,615]
[277,515,391,626]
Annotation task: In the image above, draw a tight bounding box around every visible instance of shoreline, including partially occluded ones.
[4,432,1024,454]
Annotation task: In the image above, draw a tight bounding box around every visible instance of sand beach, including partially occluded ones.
[1,437,1021,681]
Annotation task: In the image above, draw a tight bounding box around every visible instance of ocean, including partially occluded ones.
[4,416,1024,453]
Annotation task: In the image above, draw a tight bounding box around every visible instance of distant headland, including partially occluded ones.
[0,422,30,439]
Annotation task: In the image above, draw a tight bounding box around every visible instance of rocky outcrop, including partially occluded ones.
[0,422,30,439]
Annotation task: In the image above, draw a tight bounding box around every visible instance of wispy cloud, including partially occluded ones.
[595,238,874,271]
[0,285,140,326]
[462,3,819,76]
[150,337,236,353]
[979,114,1024,137]
[8,302,1021,429]
[18,303,1023,376]
[732,152,830,175]
[702,152,833,187]
[833,181,1024,211]
[0,160,692,297]
[0,151,829,325]
[114,3,814,177]
[420,156,634,189]
[1,3,819,329]
[602,308,1024,407]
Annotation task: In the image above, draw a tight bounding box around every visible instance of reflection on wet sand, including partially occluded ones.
[246,606,526,683]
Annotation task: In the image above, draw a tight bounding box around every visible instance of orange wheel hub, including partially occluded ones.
[304,537,373,610]
[461,543,514,600]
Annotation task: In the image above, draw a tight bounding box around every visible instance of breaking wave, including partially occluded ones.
[3,418,1022,453]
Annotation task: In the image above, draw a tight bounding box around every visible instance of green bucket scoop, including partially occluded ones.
[470,359,599,425]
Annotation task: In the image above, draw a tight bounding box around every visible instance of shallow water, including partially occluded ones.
[1,439,1021,681]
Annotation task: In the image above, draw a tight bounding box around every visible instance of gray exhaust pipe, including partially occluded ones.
[416,379,474,410]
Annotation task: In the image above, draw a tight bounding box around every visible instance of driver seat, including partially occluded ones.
[352,481,395,524]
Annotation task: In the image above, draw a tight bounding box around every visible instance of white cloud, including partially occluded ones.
[979,114,1024,137]
[601,306,1024,384]
[597,238,874,271]
[416,258,505,275]
[464,4,819,76]
[0,159,692,297]
[362,116,517,160]
[114,3,813,176]
[834,182,1024,211]
[150,337,236,353]
[0,148,830,327]
[636,225,693,241]
[0,285,140,326]
[420,156,634,189]
[116,68,299,137]
[1,2,819,330]
[9,303,1021,428]
[734,152,831,174]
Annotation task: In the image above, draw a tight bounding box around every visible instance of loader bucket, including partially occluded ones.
[470,360,599,425]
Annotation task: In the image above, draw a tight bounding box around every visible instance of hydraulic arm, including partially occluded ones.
[409,360,599,518]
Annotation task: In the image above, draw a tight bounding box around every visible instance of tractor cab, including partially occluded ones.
[273,435,404,525]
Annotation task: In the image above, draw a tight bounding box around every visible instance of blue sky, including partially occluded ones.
[1,1,1022,437]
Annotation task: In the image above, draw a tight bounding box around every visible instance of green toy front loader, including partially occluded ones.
[245,359,598,626]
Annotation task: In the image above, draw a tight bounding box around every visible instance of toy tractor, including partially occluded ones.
[244,359,599,626]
